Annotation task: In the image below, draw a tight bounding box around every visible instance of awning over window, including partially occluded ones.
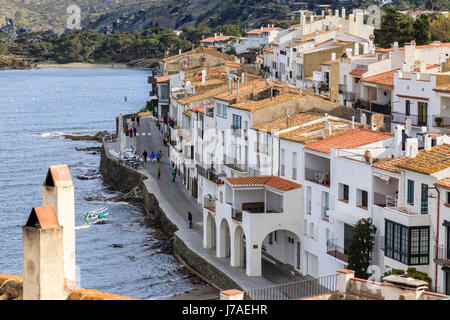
[328,209,361,226]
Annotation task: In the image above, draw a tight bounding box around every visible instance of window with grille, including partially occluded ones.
[385,219,429,265]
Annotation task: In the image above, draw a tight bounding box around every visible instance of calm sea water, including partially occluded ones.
[0,68,201,299]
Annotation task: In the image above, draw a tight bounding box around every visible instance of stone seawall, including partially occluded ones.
[100,144,241,291]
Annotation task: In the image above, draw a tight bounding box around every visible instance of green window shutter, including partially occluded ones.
[421,184,428,214]
[407,180,414,205]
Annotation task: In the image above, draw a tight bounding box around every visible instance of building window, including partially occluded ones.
[447,192,450,205]
[280,148,285,176]
[269,232,273,245]
[321,191,330,220]
[339,183,349,202]
[292,152,297,180]
[405,100,410,116]
[357,189,368,209]
[232,114,242,130]
[306,186,312,214]
[421,184,428,214]
[274,231,278,242]
[385,220,429,265]
[407,179,414,205]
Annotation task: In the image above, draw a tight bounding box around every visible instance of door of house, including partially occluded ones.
[306,252,318,277]
[446,270,450,295]
[418,102,428,126]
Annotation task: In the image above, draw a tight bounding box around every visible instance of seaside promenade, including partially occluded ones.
[106,116,310,294]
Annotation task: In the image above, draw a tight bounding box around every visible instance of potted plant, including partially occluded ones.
[364,150,372,162]
[435,117,443,127]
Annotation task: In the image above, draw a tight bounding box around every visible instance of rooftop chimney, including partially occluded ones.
[354,42,359,56]
[23,206,65,300]
[424,134,432,151]
[331,52,336,60]
[201,69,207,84]
[42,164,76,288]
[405,138,419,158]
[342,8,346,19]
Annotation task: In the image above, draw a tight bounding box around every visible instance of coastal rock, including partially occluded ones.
[65,131,108,143]
[110,186,143,205]
[111,244,123,248]
[0,55,34,70]
[75,146,102,153]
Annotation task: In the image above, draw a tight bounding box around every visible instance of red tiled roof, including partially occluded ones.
[191,103,213,114]
[224,61,241,67]
[376,42,450,53]
[156,75,170,83]
[349,68,367,77]
[361,69,398,87]
[200,35,235,43]
[305,129,393,154]
[225,176,302,191]
[44,164,73,188]
[437,177,450,189]
[246,27,279,35]
[27,206,60,229]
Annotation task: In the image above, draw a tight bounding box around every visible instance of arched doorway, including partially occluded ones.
[261,230,302,279]
[204,212,216,249]
[217,219,230,258]
[232,226,246,268]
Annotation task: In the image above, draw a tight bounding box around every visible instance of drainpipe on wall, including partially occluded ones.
[433,183,441,293]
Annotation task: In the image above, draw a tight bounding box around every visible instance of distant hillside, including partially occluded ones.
[0,0,447,34]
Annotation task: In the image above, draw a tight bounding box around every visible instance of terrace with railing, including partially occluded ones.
[355,100,391,115]
[434,245,450,266]
[391,112,427,126]
[204,196,216,213]
[244,274,337,300]
[305,168,330,187]
[326,239,348,262]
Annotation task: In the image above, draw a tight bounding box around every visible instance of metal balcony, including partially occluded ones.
[326,239,348,263]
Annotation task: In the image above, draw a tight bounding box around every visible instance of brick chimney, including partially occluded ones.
[42,165,76,287]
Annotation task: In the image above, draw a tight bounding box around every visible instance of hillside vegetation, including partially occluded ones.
[1,0,447,34]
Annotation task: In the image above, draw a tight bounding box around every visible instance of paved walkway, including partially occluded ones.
[108,116,309,292]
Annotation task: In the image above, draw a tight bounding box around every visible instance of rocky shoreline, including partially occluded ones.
[0,55,34,70]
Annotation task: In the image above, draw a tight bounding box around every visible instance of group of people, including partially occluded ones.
[142,150,161,163]
[128,116,141,137]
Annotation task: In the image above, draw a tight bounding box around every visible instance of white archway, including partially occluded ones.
[203,212,216,249]
[232,225,246,268]
[217,218,231,258]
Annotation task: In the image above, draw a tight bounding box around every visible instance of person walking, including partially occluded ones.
[150,152,155,162]
[156,151,161,162]
[188,211,193,229]
[129,128,133,137]
[172,169,177,183]
[143,150,148,163]
[157,166,161,180]
[133,126,137,136]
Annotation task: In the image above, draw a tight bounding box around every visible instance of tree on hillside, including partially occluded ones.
[374,8,414,48]
[347,218,377,279]
[430,14,450,43]
[412,14,431,45]
[0,41,8,55]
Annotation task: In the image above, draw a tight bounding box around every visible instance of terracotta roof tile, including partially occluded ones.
[304,129,393,154]
[397,144,450,175]
[201,35,235,42]
[178,85,229,105]
[360,69,397,87]
[252,112,323,131]
[349,68,367,77]
[156,75,170,83]
[372,156,408,174]
[44,164,73,188]
[279,121,355,144]
[437,177,450,189]
[225,176,301,191]
[246,27,280,34]
[230,92,302,112]
[215,79,269,102]
[26,206,60,229]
